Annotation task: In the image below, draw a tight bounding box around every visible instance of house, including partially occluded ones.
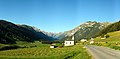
[90,38,94,44]
[90,41,94,44]
[64,40,74,46]
[64,35,75,46]
[50,45,55,48]
[50,44,56,48]
[101,37,106,39]
[80,39,87,42]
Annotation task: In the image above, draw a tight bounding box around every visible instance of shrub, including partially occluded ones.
[110,45,120,50]
[105,35,110,38]
[0,45,20,51]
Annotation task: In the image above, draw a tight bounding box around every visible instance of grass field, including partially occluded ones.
[95,31,120,42]
[0,42,91,59]
[94,31,120,50]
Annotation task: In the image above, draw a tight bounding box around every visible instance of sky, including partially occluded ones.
[0,0,120,32]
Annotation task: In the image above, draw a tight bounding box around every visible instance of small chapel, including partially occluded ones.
[64,35,75,46]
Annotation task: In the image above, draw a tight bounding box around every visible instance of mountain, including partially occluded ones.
[41,31,65,39]
[19,24,56,40]
[0,20,53,44]
[61,21,111,41]
[18,24,64,40]
[96,21,120,37]
[18,21,111,41]
[0,20,112,44]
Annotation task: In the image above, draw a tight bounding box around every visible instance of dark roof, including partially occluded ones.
[65,39,74,41]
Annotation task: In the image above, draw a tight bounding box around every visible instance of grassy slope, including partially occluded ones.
[95,31,120,42]
[94,31,120,50]
[0,42,91,59]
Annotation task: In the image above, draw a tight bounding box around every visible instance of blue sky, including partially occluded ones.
[0,0,120,32]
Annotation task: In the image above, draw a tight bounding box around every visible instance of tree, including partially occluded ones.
[105,35,110,38]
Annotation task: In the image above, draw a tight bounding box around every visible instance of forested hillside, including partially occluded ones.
[0,20,52,44]
[96,21,120,37]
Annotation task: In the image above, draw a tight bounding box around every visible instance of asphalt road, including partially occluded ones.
[86,45,120,59]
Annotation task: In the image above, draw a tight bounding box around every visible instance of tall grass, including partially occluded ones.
[0,44,91,59]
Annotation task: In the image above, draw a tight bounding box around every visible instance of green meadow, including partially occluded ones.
[95,31,120,42]
[0,42,91,59]
[94,31,120,50]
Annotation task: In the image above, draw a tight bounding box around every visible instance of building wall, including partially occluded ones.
[90,41,94,44]
[64,41,74,46]
[50,46,54,48]
[81,39,87,42]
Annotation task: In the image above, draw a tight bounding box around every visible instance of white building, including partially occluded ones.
[90,38,94,44]
[50,44,56,48]
[81,39,87,42]
[64,35,75,46]
[101,38,106,39]
[50,45,55,48]
[90,41,94,44]
[64,40,74,46]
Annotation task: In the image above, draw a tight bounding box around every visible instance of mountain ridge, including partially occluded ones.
[95,21,120,37]
[19,21,111,41]
[0,20,112,44]
[0,20,54,44]
[61,21,111,41]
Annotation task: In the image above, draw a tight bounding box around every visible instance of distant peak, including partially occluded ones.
[86,21,97,23]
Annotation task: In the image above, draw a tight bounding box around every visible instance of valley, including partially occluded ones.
[0,20,120,59]
[0,0,120,59]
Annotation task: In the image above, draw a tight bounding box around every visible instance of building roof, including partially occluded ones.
[65,38,74,41]
[65,35,74,41]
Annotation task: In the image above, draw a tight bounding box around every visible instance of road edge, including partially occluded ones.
[85,45,95,59]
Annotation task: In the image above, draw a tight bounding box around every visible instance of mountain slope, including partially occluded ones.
[95,30,120,42]
[41,31,64,39]
[19,24,64,40]
[19,25,55,40]
[0,20,52,44]
[74,21,108,40]
[96,21,120,37]
[39,21,111,41]
[61,21,111,41]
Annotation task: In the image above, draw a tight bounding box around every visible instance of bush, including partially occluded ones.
[110,45,120,50]
[105,35,110,38]
[0,45,20,51]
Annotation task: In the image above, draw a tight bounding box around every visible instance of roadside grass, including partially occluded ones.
[0,43,91,59]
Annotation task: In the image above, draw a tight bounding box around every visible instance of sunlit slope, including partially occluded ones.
[95,31,120,42]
